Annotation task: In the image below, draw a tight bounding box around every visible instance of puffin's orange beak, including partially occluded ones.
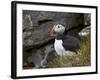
[48,27,56,37]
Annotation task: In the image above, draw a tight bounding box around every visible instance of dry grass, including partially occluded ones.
[48,35,91,68]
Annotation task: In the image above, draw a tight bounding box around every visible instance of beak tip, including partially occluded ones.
[48,27,56,37]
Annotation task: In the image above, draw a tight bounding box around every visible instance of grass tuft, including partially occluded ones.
[48,35,91,68]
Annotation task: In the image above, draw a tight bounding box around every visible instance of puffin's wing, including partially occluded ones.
[62,35,80,51]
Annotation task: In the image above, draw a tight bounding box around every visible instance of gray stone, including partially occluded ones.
[23,10,85,47]
[32,50,42,68]
[84,14,91,25]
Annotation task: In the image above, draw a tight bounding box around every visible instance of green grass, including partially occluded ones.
[48,35,91,68]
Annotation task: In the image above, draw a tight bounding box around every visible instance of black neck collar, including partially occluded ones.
[55,29,67,40]
[56,34,64,40]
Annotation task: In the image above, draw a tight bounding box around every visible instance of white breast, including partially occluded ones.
[54,39,65,57]
[54,39,77,57]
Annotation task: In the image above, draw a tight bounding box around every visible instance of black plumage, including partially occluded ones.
[49,24,80,55]
[56,34,80,53]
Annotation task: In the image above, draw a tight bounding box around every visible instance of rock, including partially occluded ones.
[32,50,42,68]
[78,26,90,36]
[84,14,91,25]
[41,59,48,68]
[23,10,85,47]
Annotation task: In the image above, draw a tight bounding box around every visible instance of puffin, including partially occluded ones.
[48,24,80,57]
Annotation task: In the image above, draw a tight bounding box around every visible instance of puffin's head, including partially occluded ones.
[48,24,65,37]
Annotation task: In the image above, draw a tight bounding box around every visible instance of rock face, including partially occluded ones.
[84,14,91,26]
[22,10,90,68]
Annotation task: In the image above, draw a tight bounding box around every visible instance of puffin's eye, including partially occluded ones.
[58,26,60,28]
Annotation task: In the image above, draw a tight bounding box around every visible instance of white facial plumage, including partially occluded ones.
[53,24,65,34]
